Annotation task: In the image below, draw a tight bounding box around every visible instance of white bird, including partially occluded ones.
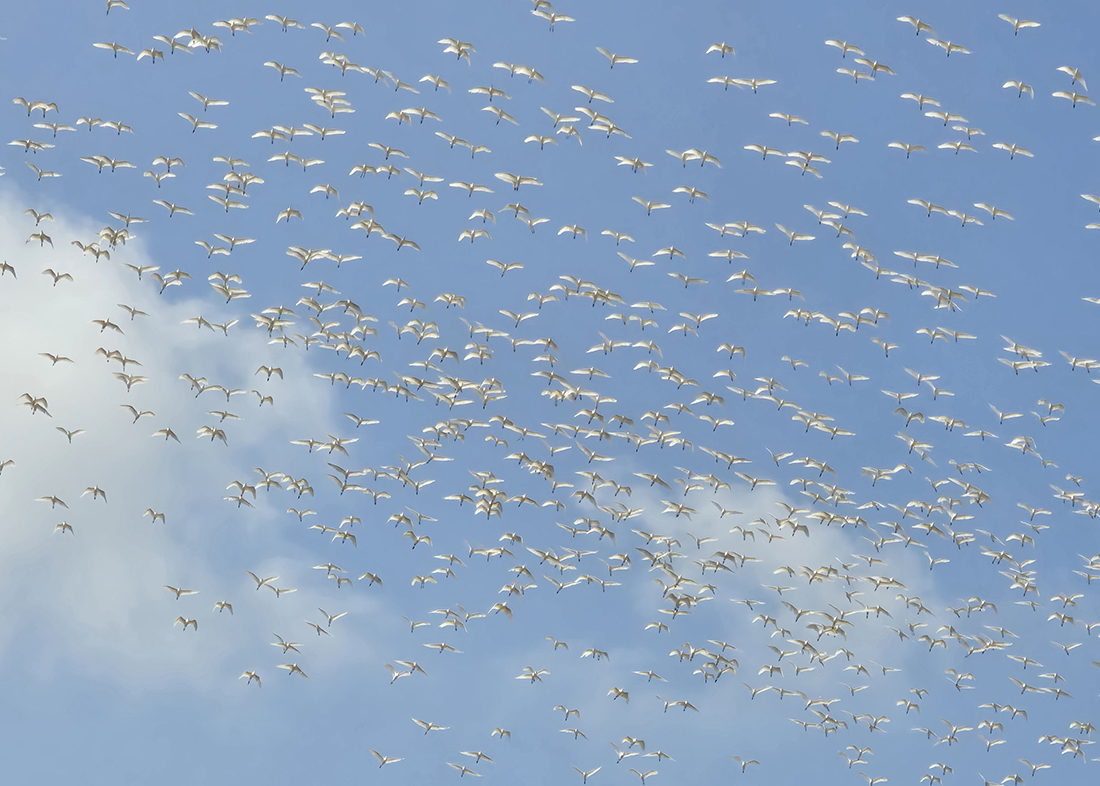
[574,766,601,783]
[998,14,1041,35]
[265,14,304,31]
[771,112,808,126]
[973,203,1014,221]
[836,66,871,85]
[1057,66,1088,91]
[898,16,934,35]
[448,763,480,778]
[495,172,542,190]
[439,37,475,62]
[775,224,815,245]
[888,142,926,159]
[152,200,192,217]
[542,107,582,126]
[854,57,895,76]
[371,750,403,768]
[926,110,968,127]
[532,9,574,30]
[572,84,614,104]
[56,427,86,443]
[178,112,217,132]
[413,718,449,734]
[821,130,858,149]
[927,38,971,56]
[246,570,278,590]
[825,40,864,58]
[334,21,365,36]
[901,92,940,109]
[744,144,783,160]
[992,142,1033,159]
[93,41,133,57]
[188,92,228,111]
[733,77,777,93]
[597,47,638,68]
[264,61,301,81]
[673,186,709,203]
[632,197,671,215]
[732,757,761,773]
[1053,91,1095,108]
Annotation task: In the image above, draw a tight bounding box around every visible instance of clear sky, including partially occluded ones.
[1,1,1098,784]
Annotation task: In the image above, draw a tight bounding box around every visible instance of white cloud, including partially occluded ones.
[0,193,364,684]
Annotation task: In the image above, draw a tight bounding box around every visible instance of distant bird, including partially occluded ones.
[596,47,638,68]
[998,14,1041,35]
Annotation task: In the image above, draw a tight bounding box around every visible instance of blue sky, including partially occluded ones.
[1,1,1099,784]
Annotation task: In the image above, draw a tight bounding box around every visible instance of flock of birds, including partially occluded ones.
[2,1,1100,783]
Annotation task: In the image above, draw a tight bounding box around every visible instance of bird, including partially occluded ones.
[927,38,971,56]
[1057,66,1088,91]
[888,142,926,158]
[732,757,761,773]
[264,61,301,80]
[318,608,347,627]
[775,224,814,245]
[596,47,638,68]
[733,77,777,93]
[55,427,85,444]
[999,14,1041,35]
[1053,91,1095,108]
[836,68,871,83]
[744,144,783,160]
[938,141,976,155]
[632,197,671,216]
[853,57,895,76]
[993,142,1033,159]
[152,200,192,217]
[825,40,864,58]
[821,130,858,149]
[974,203,1014,221]
[40,269,72,286]
[371,750,403,768]
[246,571,278,591]
[574,766,601,783]
[572,84,614,103]
[188,92,229,111]
[413,718,449,734]
[898,15,934,35]
[178,112,217,132]
[94,41,134,57]
[448,763,480,778]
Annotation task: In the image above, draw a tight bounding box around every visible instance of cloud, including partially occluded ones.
[0,192,364,685]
